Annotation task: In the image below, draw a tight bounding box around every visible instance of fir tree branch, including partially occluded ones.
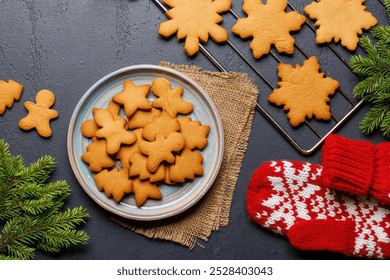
[350,0,390,138]
[0,140,89,259]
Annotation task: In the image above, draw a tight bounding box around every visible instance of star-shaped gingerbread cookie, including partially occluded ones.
[139,132,185,173]
[304,0,377,51]
[268,56,340,127]
[132,178,162,207]
[94,108,136,154]
[151,77,193,117]
[112,79,151,118]
[232,0,306,59]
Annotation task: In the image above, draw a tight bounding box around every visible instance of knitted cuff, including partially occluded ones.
[370,142,390,205]
[321,134,375,196]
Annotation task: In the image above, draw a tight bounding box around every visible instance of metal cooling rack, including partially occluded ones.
[152,0,386,155]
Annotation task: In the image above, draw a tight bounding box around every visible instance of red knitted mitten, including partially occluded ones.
[247,160,390,258]
[322,134,390,205]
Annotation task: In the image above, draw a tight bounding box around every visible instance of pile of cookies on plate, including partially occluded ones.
[81,77,210,207]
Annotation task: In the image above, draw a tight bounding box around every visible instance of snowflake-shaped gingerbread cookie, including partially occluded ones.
[232,0,306,59]
[268,56,340,127]
[158,0,232,56]
[304,0,377,51]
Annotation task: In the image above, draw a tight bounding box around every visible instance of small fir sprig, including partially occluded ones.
[349,0,390,138]
[0,139,89,259]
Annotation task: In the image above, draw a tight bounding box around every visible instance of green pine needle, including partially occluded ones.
[350,0,390,138]
[0,139,89,259]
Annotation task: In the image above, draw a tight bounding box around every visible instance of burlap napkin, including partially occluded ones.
[112,62,259,248]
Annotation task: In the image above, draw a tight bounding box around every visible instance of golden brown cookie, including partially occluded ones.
[127,108,162,130]
[81,119,100,138]
[132,178,162,207]
[268,56,340,127]
[142,111,180,141]
[94,168,132,203]
[112,79,151,118]
[158,0,232,56]
[169,149,204,183]
[129,152,166,182]
[304,0,377,51]
[115,128,143,169]
[18,89,58,138]
[94,108,136,154]
[0,80,23,115]
[151,77,193,117]
[81,101,123,138]
[139,132,185,173]
[178,117,210,150]
[164,165,176,185]
[232,0,306,58]
[81,137,115,173]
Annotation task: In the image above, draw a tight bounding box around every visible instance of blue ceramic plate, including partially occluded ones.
[67,65,224,221]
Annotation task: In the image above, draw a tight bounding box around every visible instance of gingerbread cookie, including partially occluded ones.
[158,0,232,56]
[132,178,162,207]
[0,80,23,115]
[115,128,143,169]
[81,137,115,173]
[232,0,306,59]
[18,89,58,138]
[178,117,210,150]
[139,132,185,173]
[129,152,166,183]
[304,0,377,51]
[169,149,204,183]
[81,119,100,138]
[268,56,340,127]
[94,108,136,154]
[94,168,132,203]
[151,78,193,117]
[142,111,180,141]
[81,101,125,138]
[127,108,162,130]
[112,79,151,118]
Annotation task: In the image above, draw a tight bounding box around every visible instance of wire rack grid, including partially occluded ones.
[152,0,386,155]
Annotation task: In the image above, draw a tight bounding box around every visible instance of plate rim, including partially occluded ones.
[67,64,224,221]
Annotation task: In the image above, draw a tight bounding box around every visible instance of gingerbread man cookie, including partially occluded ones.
[19,89,58,138]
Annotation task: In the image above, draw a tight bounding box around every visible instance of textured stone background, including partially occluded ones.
[0,0,387,259]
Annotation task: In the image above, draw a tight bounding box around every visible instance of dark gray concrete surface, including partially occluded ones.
[0,0,387,259]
